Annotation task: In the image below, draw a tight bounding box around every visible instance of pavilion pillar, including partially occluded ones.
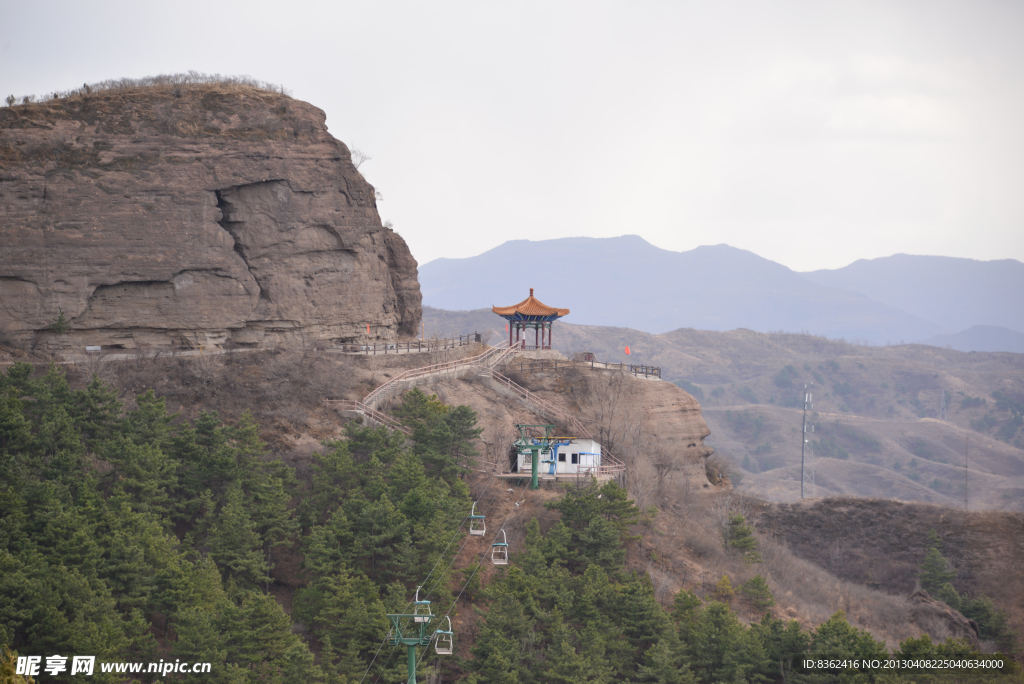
[548,322,552,349]
[535,326,539,349]
[509,323,512,347]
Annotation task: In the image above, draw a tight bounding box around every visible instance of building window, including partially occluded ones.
[571,453,578,464]
[558,453,566,462]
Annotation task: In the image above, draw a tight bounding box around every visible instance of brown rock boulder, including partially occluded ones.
[0,83,421,350]
[907,590,981,649]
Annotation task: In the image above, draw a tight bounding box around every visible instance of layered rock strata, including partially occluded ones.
[0,85,421,350]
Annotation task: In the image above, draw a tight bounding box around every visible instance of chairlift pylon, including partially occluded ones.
[492,529,509,566]
[469,501,486,536]
[434,616,454,655]
[413,585,432,624]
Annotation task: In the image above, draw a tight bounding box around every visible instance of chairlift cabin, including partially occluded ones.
[492,529,509,566]
[434,616,454,655]
[413,586,432,624]
[469,501,485,537]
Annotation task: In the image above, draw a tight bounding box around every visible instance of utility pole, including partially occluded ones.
[801,383,814,499]
[965,435,969,511]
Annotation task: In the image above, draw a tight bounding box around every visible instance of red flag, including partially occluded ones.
[625,346,631,355]
[366,323,370,334]
[505,323,508,332]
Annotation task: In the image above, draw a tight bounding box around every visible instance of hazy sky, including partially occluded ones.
[3,1,1023,271]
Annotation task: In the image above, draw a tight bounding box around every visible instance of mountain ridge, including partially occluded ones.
[420,236,1023,350]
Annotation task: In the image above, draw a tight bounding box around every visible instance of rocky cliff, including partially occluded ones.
[0,83,421,350]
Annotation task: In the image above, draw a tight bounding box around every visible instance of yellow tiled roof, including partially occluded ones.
[492,288,570,317]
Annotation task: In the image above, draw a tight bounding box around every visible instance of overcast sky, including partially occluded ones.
[3,0,1022,271]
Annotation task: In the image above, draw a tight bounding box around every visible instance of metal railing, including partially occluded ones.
[325,338,626,479]
[498,358,661,379]
[360,340,519,411]
[331,333,482,355]
[324,399,414,435]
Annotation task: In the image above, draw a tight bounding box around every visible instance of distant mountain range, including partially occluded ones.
[802,254,1024,335]
[925,325,1024,354]
[418,236,1024,352]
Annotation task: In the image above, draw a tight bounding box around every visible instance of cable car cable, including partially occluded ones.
[361,457,513,684]
[408,472,536,678]
[370,421,552,681]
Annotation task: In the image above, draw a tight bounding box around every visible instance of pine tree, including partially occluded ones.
[301,439,357,525]
[686,601,768,683]
[617,573,670,656]
[741,575,775,612]
[578,516,627,572]
[723,514,757,552]
[637,635,698,684]
[935,582,961,611]
[249,475,299,586]
[750,613,808,683]
[471,589,535,684]
[294,565,387,680]
[100,437,178,520]
[205,483,269,588]
[301,508,355,577]
[70,375,121,448]
[0,393,32,458]
[171,604,234,684]
[349,494,411,584]
[918,547,956,594]
[544,613,598,684]
[171,417,233,515]
[807,611,888,668]
[123,390,175,451]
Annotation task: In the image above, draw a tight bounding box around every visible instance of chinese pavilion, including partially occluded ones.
[492,289,569,350]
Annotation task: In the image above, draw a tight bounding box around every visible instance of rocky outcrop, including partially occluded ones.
[907,590,981,649]
[0,85,421,350]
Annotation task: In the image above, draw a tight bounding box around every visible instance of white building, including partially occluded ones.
[516,438,603,476]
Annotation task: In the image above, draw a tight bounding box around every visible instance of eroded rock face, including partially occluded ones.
[0,86,421,349]
[907,590,981,650]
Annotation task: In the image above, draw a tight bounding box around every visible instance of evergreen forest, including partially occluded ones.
[1,363,1019,683]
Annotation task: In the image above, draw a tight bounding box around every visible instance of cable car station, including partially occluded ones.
[492,424,615,489]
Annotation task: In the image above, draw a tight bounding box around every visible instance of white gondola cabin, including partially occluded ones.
[434,616,453,655]
[492,529,509,566]
[469,501,485,536]
[413,586,432,624]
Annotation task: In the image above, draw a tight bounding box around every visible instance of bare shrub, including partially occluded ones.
[705,453,732,485]
[706,493,762,535]
[650,441,679,492]
[75,350,113,384]
[681,521,724,561]
[7,71,293,106]
[628,456,657,512]
[351,148,371,169]
[580,372,641,456]
[676,472,697,508]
